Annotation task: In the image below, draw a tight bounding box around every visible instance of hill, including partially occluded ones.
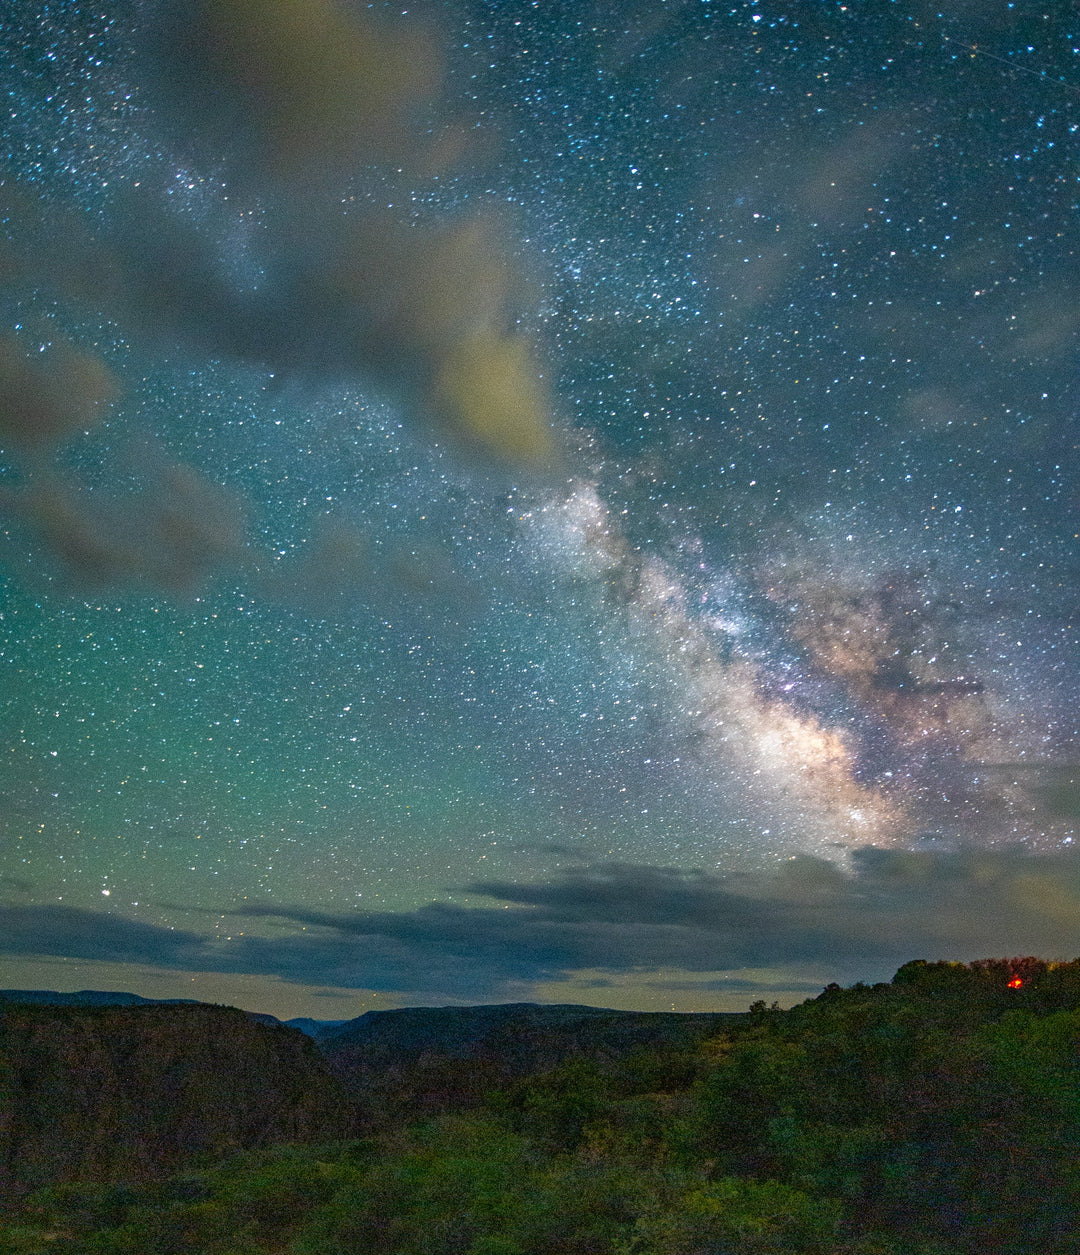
[0,989,199,1008]
[3,959,1080,1252]
[0,1001,349,1199]
[316,1000,738,1117]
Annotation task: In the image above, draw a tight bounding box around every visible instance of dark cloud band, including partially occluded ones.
[5,847,1078,1000]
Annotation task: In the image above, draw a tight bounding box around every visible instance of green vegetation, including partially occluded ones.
[2,959,1079,1253]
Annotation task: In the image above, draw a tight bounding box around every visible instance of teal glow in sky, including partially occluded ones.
[1,0,1078,1018]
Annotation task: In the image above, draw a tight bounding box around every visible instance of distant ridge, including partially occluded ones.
[286,1015,350,1035]
[0,989,200,1007]
[313,1000,741,1119]
[0,989,348,1033]
[0,990,741,1046]
[318,1000,738,1054]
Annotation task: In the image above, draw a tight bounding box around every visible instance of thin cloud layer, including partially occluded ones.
[1,458,247,594]
[0,333,118,454]
[0,903,206,967]
[252,514,464,622]
[0,0,556,597]
[143,0,445,186]
[5,848,1079,1001]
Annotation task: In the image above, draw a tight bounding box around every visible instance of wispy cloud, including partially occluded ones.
[5,847,1078,1001]
[0,903,206,967]
[1,0,556,599]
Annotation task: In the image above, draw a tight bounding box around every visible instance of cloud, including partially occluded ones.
[218,848,1080,994]
[1022,765,1080,824]
[111,0,553,465]
[0,903,206,967]
[648,977,828,994]
[0,333,118,455]
[254,516,375,613]
[7,199,555,475]
[133,0,557,467]
[0,0,556,595]
[142,0,445,187]
[6,849,1079,1001]
[252,514,464,622]
[1,457,247,595]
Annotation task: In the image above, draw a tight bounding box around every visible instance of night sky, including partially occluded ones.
[1,0,1077,1018]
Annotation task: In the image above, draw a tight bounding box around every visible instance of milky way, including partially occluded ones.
[1,0,1077,1015]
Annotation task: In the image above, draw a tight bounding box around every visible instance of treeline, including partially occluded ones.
[2,958,1079,1253]
[318,1002,737,1123]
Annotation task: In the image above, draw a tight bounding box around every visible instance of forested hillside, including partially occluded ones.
[317,1001,737,1119]
[0,1003,349,1197]
[2,959,1079,1254]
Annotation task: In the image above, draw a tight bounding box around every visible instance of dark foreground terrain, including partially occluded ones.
[2,958,1078,1253]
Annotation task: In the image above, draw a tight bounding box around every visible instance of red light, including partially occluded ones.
[1007,977,1023,989]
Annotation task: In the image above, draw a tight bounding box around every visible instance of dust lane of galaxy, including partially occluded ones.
[0,0,1077,1016]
